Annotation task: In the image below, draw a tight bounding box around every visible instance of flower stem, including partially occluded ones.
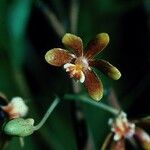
[34,97,60,131]
[107,88,121,110]
[70,0,79,34]
[64,94,119,116]
[13,68,31,98]
[143,116,150,120]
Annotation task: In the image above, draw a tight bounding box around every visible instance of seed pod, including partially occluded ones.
[3,118,35,137]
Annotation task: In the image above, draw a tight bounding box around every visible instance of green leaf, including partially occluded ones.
[7,0,33,68]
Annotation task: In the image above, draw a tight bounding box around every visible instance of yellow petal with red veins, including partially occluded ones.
[62,33,83,57]
[90,59,121,80]
[45,48,74,66]
[83,70,103,101]
[85,33,109,59]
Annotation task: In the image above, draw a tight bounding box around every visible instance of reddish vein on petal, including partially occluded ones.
[83,70,103,101]
[45,48,74,66]
[85,33,109,59]
[62,33,83,57]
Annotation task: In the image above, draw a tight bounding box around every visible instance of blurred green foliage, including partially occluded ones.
[0,0,150,150]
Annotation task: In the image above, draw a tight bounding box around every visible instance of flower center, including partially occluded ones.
[75,57,89,70]
[63,57,90,83]
[109,112,135,141]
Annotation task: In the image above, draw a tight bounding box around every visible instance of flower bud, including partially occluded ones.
[3,118,34,137]
[2,97,28,119]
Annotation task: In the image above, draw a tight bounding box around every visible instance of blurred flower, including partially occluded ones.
[0,94,12,148]
[45,33,121,101]
[2,97,28,119]
[0,94,29,148]
[102,112,150,150]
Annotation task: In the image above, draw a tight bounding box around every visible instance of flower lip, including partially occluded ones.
[75,56,89,71]
[63,56,90,83]
[64,63,86,83]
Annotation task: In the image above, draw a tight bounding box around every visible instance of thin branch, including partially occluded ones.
[64,94,119,115]
[72,80,81,93]
[13,68,31,98]
[70,0,79,33]
[34,97,60,131]
[36,0,65,37]
[107,88,121,110]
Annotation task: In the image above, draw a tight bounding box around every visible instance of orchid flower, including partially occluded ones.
[45,33,121,101]
[102,112,150,150]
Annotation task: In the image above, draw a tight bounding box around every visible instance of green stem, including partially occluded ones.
[13,68,31,98]
[70,0,79,33]
[34,97,60,131]
[107,88,121,110]
[64,94,119,115]
[143,116,150,120]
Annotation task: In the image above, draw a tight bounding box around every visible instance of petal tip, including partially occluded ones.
[84,70,104,101]
[90,90,103,101]
[45,49,57,64]
[96,33,110,45]
[62,33,76,44]
[45,50,52,63]
[110,67,121,80]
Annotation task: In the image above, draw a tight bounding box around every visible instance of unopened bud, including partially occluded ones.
[2,97,28,119]
[3,118,34,137]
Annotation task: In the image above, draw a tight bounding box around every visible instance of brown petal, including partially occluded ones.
[90,60,121,80]
[45,48,74,66]
[83,70,103,101]
[101,133,114,150]
[110,139,125,150]
[62,33,83,57]
[84,33,109,59]
[134,127,150,150]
